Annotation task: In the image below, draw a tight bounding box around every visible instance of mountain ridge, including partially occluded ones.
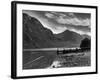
[23,13,90,49]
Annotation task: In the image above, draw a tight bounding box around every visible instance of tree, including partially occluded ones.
[80,38,91,49]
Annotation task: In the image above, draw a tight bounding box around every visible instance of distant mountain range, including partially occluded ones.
[23,13,90,49]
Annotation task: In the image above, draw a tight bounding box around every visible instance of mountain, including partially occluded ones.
[23,13,55,49]
[82,34,91,39]
[54,30,84,48]
[23,13,88,49]
[54,30,83,43]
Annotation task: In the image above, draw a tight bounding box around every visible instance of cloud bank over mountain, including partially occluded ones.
[45,12,90,26]
[23,10,91,36]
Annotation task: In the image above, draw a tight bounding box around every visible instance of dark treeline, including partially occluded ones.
[57,38,91,55]
[80,38,91,49]
[57,47,90,55]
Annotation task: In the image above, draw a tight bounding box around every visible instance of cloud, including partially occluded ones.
[45,13,55,18]
[68,28,91,36]
[56,17,90,26]
[45,12,90,27]
[24,10,91,36]
[51,26,67,34]
[44,12,91,35]
[68,13,74,16]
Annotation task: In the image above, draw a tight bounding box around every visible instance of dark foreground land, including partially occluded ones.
[23,49,91,69]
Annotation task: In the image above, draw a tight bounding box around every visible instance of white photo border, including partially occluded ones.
[11,1,98,79]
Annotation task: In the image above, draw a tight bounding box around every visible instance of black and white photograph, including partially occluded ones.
[23,10,91,69]
[11,1,97,79]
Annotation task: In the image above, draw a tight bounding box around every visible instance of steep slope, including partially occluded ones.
[23,13,55,49]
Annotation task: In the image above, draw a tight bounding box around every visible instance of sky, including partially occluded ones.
[23,10,91,36]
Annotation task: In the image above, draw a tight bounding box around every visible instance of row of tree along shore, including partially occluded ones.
[57,47,90,55]
[57,38,91,55]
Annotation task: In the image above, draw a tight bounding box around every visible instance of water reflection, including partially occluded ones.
[47,51,90,69]
[23,49,91,69]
